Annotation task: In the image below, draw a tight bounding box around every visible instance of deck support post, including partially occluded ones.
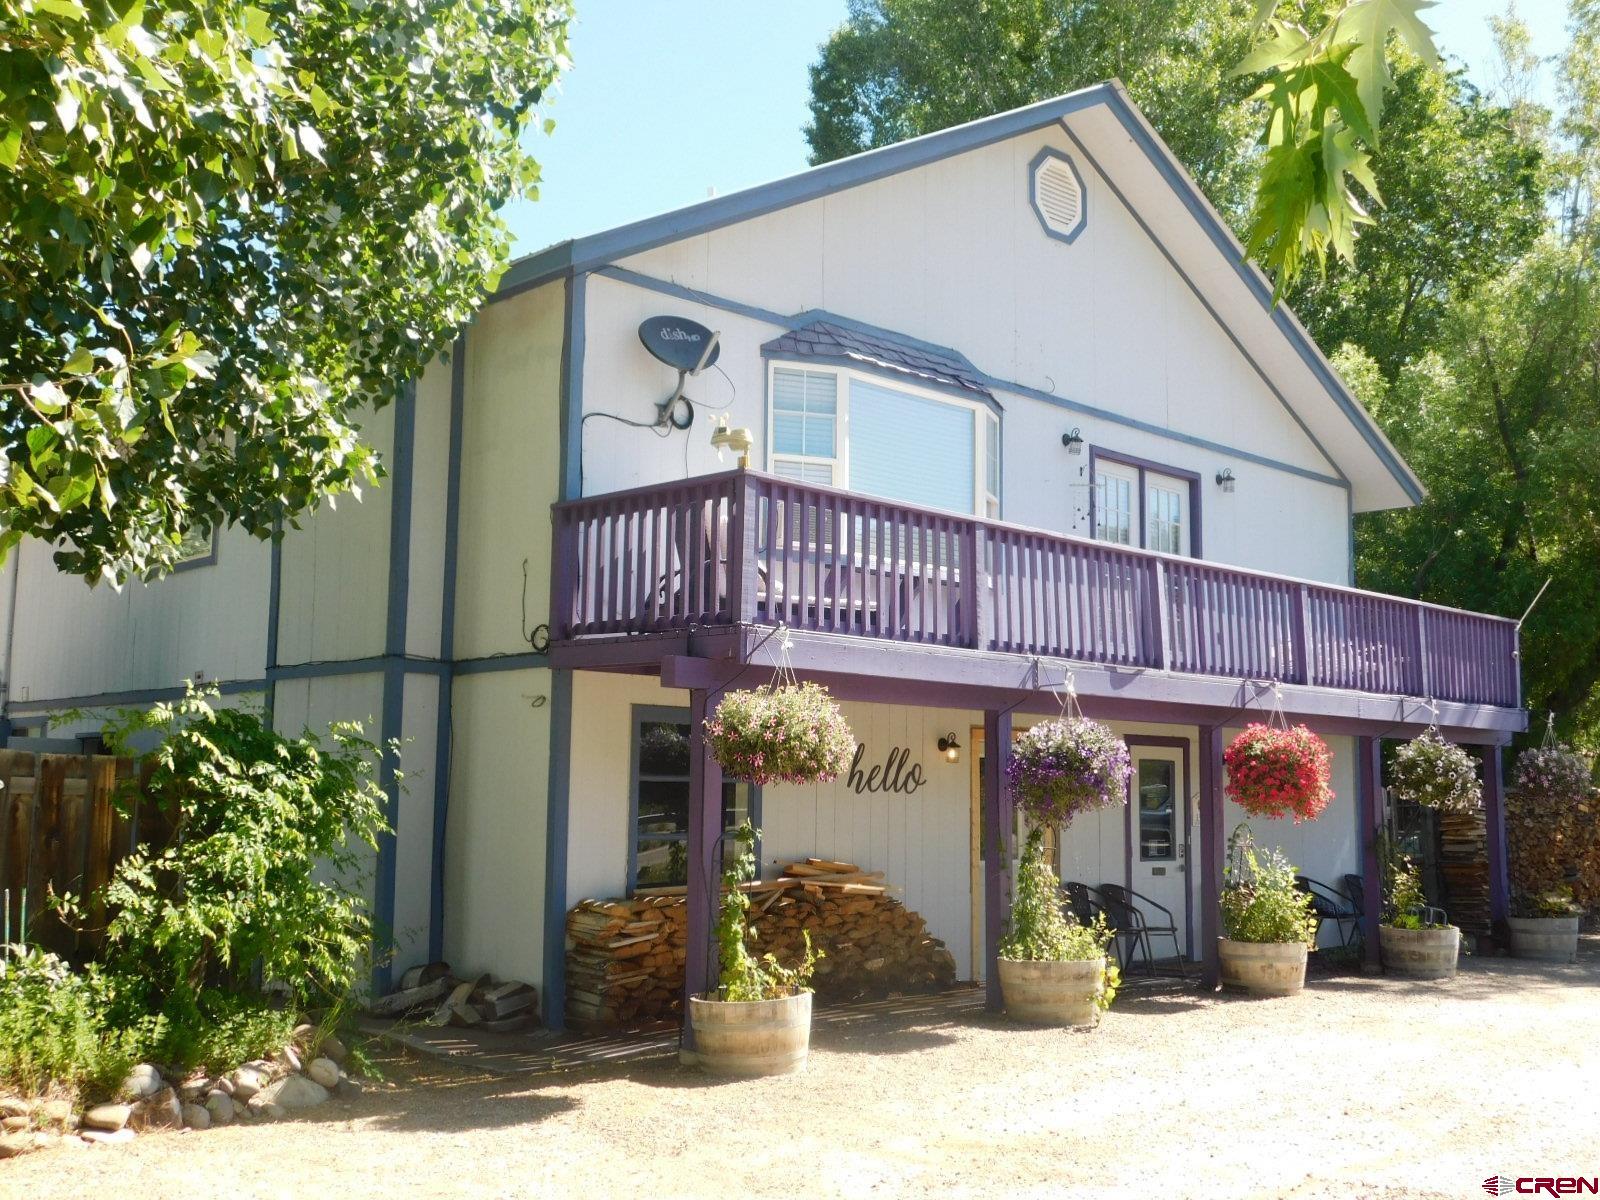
[1198,724,1225,989]
[1484,744,1510,931]
[1356,735,1384,970]
[682,687,723,1048]
[982,708,1013,1012]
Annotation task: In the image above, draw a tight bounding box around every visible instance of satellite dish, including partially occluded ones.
[639,315,722,374]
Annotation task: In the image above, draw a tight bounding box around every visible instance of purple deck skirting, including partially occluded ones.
[551,470,1521,711]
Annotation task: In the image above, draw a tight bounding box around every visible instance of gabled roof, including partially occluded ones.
[762,318,994,402]
[496,80,1423,512]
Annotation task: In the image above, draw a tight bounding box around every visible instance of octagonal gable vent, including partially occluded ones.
[1030,149,1087,243]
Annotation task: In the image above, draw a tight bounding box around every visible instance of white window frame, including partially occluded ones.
[765,361,999,518]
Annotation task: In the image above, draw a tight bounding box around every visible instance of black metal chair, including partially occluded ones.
[1341,874,1366,917]
[1062,882,1134,970]
[1098,883,1188,975]
[1296,875,1361,949]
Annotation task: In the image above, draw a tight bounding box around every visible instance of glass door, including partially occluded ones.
[1127,745,1191,958]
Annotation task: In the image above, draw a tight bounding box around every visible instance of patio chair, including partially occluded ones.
[1062,882,1134,971]
[1296,875,1361,950]
[1341,874,1366,918]
[1098,884,1188,976]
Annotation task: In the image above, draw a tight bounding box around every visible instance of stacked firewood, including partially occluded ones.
[1509,786,1600,908]
[1437,809,1490,935]
[565,858,959,1027]
[368,962,539,1032]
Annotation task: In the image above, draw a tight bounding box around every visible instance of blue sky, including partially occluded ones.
[502,1,1574,257]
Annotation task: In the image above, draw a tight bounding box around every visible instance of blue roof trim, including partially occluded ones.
[1028,147,1088,244]
[1097,83,1423,505]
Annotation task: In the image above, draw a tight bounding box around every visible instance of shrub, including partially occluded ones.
[712,823,821,1002]
[704,683,855,786]
[1005,718,1132,829]
[1377,831,1448,929]
[999,828,1121,1009]
[1219,825,1317,945]
[1223,723,1333,823]
[0,948,163,1099]
[1388,731,1482,813]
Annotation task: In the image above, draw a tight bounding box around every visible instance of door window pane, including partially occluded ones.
[1137,759,1176,861]
[1095,473,1134,545]
[1147,483,1184,555]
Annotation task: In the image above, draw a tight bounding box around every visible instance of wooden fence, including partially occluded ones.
[0,751,158,958]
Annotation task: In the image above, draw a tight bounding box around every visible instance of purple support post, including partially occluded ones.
[682,687,723,1048]
[983,708,1013,1012]
[1356,735,1384,970]
[1198,725,1225,988]
[1484,744,1510,927]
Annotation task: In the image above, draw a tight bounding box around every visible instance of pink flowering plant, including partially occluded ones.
[1388,730,1482,813]
[704,682,855,786]
[1511,743,1592,809]
[1223,723,1333,822]
[1005,718,1132,828]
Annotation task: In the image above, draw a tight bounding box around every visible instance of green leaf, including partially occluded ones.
[63,346,94,375]
[1233,22,1317,77]
[241,6,274,45]
[0,127,21,169]
[1334,0,1439,127]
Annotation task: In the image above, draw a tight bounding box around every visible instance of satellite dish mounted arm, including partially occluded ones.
[655,331,721,430]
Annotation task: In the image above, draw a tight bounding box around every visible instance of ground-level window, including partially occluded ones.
[630,706,757,893]
[1090,448,1199,557]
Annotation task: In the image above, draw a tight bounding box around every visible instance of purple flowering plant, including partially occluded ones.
[1511,742,1592,811]
[1005,718,1132,828]
[704,682,855,787]
[1388,730,1482,813]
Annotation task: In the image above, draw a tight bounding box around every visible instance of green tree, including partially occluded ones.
[805,0,1266,222]
[1,0,571,582]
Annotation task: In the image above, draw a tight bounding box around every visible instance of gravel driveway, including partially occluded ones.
[9,944,1598,1200]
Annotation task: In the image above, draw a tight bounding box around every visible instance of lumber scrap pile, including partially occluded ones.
[1437,809,1490,935]
[367,962,539,1032]
[565,857,959,1027]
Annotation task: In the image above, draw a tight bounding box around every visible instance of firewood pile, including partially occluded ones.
[367,961,539,1032]
[565,857,959,1027]
[1509,786,1600,908]
[1437,809,1490,935]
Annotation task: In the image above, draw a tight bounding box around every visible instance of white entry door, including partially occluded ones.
[1127,744,1191,959]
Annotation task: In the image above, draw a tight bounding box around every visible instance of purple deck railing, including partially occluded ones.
[550,469,1521,709]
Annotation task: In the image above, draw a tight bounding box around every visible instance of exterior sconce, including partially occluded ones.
[937,733,961,764]
[1216,468,1236,493]
[711,414,754,469]
[1061,428,1084,454]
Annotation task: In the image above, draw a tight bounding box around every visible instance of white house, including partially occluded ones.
[0,82,1525,1026]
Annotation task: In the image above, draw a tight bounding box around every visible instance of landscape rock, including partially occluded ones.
[246,1096,285,1120]
[177,1074,211,1103]
[260,1074,329,1111]
[279,1044,302,1073]
[320,1034,348,1064]
[204,1091,235,1125]
[213,1075,235,1096]
[0,1096,33,1119]
[181,1103,211,1130]
[230,1064,267,1101]
[2,1115,29,1132]
[133,1087,183,1131]
[335,1078,364,1101]
[0,1132,33,1158]
[120,1063,163,1100]
[80,1127,136,1145]
[306,1057,340,1089]
[37,1099,75,1127]
[82,1103,132,1133]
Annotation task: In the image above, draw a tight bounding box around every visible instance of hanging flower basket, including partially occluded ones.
[1510,742,1592,812]
[704,682,855,786]
[1224,723,1333,823]
[1005,718,1132,829]
[1388,730,1482,813]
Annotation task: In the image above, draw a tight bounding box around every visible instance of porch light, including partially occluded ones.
[1061,427,1084,454]
[937,733,961,764]
[710,414,754,469]
[1216,468,1236,493]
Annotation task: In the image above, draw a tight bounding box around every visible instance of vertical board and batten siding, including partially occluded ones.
[599,121,1353,584]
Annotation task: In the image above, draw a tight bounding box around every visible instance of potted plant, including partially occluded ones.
[1376,832,1460,979]
[1507,741,1590,963]
[1509,888,1582,963]
[1005,717,1132,828]
[1223,723,1333,823]
[704,682,854,786]
[996,828,1120,1026]
[1388,730,1482,813]
[1217,825,1317,996]
[686,823,822,1076]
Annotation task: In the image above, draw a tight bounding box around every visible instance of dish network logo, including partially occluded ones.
[1485,1176,1600,1196]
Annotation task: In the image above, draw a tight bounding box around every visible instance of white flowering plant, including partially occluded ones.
[1388,731,1482,813]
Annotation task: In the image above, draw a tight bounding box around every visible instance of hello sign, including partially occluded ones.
[847,744,926,796]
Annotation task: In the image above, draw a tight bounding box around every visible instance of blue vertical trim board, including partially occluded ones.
[542,269,584,1030]
[373,380,417,996]
[427,338,468,964]
[1347,489,1357,586]
[264,522,283,725]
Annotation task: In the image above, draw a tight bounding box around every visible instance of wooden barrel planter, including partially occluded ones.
[1379,924,1460,979]
[997,957,1106,1027]
[685,990,812,1077]
[1218,939,1307,997]
[1507,916,1580,964]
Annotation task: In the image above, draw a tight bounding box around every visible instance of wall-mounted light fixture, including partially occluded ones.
[1215,468,1236,493]
[1061,427,1084,454]
[937,732,962,764]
